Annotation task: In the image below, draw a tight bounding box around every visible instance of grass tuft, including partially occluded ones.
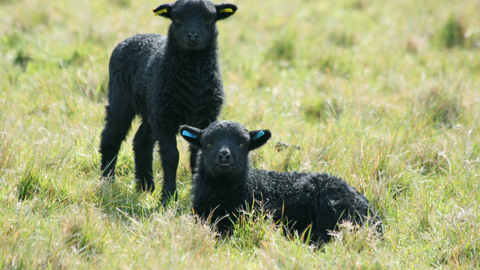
[17,165,42,201]
[328,31,356,47]
[302,96,343,122]
[329,221,382,254]
[435,14,466,49]
[265,26,296,63]
[59,49,88,68]
[61,207,107,259]
[419,85,464,128]
[410,140,450,175]
[13,49,33,71]
[110,0,131,8]
[229,205,275,250]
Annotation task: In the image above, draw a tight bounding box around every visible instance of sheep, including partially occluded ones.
[99,0,237,202]
[180,121,383,243]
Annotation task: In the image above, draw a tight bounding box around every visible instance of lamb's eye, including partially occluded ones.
[239,143,246,149]
[175,19,182,24]
[205,19,213,24]
[204,143,212,148]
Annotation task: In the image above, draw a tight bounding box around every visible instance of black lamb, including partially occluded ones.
[180,121,383,243]
[99,0,237,201]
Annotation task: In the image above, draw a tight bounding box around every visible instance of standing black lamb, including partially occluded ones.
[99,0,237,201]
[180,121,383,243]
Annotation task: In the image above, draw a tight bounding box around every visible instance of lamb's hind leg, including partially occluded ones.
[99,104,135,179]
[133,121,155,192]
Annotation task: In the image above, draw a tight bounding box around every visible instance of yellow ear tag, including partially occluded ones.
[153,8,168,16]
[220,8,234,13]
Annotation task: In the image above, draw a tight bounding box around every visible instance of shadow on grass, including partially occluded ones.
[90,178,192,224]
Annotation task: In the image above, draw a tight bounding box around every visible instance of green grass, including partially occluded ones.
[1,0,480,268]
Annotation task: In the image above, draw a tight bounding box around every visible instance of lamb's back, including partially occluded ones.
[247,169,376,230]
[107,34,166,114]
[109,33,166,85]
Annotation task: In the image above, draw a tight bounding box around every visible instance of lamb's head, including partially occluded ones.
[180,121,271,177]
[153,0,237,50]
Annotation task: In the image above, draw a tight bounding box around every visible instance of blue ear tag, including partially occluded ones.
[253,131,265,140]
[182,130,197,138]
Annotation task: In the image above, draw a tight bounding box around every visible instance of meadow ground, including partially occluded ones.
[1,0,480,268]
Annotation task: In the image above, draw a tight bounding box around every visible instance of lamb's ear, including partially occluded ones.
[179,125,203,149]
[249,130,271,151]
[152,3,172,19]
[215,3,237,20]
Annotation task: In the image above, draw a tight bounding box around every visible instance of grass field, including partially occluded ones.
[1,0,480,268]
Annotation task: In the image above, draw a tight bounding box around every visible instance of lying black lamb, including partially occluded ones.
[180,121,383,243]
[99,0,237,202]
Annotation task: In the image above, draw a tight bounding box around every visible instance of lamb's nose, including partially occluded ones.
[218,150,230,162]
[188,32,199,40]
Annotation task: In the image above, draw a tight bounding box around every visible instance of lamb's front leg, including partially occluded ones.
[157,129,179,204]
[188,120,215,172]
[189,146,199,173]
